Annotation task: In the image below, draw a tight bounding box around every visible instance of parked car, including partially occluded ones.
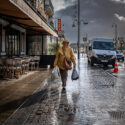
[87,38,116,67]
[116,50,124,62]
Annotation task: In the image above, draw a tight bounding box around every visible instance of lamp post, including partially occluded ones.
[77,0,80,60]
[72,0,88,60]
[118,37,124,51]
[112,23,118,47]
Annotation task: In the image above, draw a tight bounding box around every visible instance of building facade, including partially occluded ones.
[0,0,57,57]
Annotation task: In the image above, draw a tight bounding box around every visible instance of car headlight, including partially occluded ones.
[122,54,124,57]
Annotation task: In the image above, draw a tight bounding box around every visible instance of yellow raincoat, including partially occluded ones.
[54,46,76,70]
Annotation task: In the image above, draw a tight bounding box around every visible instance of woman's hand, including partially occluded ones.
[73,65,76,68]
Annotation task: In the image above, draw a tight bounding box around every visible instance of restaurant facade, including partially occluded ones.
[0,0,58,57]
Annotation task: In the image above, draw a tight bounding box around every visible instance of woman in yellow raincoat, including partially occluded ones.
[54,39,76,88]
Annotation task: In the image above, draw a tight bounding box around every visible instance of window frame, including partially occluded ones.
[6,29,20,57]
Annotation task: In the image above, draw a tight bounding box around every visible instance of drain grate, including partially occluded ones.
[108,111,125,119]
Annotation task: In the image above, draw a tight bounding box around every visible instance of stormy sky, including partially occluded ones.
[52,0,125,43]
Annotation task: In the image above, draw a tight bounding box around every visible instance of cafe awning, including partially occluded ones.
[0,0,58,37]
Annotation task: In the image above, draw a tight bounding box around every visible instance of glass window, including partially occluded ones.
[6,29,20,57]
[116,50,122,54]
[93,41,115,50]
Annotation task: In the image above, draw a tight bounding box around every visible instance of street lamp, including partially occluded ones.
[118,37,124,51]
[72,23,76,28]
[72,19,88,59]
[72,0,88,59]
[72,20,88,27]
[112,23,118,47]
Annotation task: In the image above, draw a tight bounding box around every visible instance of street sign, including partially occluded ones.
[58,30,64,37]
[83,37,87,41]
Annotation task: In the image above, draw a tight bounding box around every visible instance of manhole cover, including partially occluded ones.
[108,111,125,119]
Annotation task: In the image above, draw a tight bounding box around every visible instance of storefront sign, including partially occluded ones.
[58,19,61,31]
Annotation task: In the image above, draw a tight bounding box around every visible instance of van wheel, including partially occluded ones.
[103,64,108,67]
[112,63,115,68]
[88,59,90,63]
[90,61,94,66]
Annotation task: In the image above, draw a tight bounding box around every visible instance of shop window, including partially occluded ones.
[6,29,20,57]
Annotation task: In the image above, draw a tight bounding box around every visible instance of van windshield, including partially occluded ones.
[93,41,115,50]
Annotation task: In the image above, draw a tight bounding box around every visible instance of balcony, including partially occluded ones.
[49,22,54,28]
[49,17,54,23]
[37,1,47,19]
[26,0,47,20]
[45,0,54,16]
[26,0,36,8]
[2,0,58,37]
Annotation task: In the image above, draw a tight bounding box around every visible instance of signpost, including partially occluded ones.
[58,30,64,37]
[83,37,87,42]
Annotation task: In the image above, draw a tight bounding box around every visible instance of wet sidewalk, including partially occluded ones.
[0,69,52,124]
[106,61,125,80]
[114,62,125,78]
[2,56,125,125]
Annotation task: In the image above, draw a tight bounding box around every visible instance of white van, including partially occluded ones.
[88,38,116,67]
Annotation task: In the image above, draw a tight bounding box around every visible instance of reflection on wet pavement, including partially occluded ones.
[4,57,125,125]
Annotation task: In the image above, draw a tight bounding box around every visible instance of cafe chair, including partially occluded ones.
[6,59,22,79]
[34,56,40,70]
[29,57,35,71]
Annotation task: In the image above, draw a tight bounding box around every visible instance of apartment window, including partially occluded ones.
[39,0,44,9]
[30,0,36,8]
[0,25,2,53]
[6,29,20,57]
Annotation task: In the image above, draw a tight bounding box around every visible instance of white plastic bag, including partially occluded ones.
[71,67,79,80]
[51,67,60,83]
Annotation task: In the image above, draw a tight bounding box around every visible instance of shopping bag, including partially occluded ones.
[71,67,79,80]
[51,67,60,83]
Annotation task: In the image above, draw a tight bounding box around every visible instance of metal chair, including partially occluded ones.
[34,56,40,70]
[6,59,22,79]
[29,57,35,71]
[23,57,30,73]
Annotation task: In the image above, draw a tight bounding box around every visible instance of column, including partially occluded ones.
[24,32,26,55]
[20,32,26,55]
[43,35,47,55]
[1,28,6,56]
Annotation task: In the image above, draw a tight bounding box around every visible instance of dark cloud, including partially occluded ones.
[54,0,125,43]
